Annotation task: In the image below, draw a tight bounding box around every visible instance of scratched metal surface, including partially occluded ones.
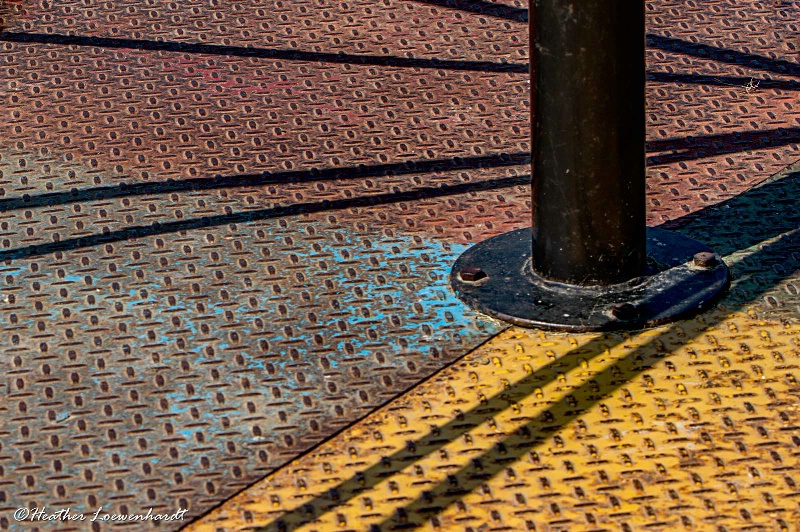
[0,0,798,530]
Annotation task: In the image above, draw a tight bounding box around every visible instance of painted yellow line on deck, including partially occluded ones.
[188,306,800,531]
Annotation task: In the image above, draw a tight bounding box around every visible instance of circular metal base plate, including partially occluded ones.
[451,227,729,331]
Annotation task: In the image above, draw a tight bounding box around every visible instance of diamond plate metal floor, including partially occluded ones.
[0,0,798,530]
[189,161,800,532]
[189,309,800,532]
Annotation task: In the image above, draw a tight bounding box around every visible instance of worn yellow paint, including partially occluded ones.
[188,307,800,531]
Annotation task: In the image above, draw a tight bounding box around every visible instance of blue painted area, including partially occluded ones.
[3,221,502,517]
[123,225,501,484]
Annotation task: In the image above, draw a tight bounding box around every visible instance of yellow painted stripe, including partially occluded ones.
[188,307,799,531]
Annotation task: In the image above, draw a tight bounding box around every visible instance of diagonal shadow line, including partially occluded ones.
[647,71,800,91]
[0,31,529,73]
[0,175,530,261]
[647,34,800,78]
[253,168,800,532]
[4,125,796,214]
[411,0,528,22]
[0,152,531,212]
[663,161,800,255]
[254,337,644,531]
[646,126,800,166]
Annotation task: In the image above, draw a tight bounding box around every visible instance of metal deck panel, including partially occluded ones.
[0,0,797,529]
[188,309,800,532]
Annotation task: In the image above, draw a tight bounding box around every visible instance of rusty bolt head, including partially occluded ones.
[693,252,719,269]
[610,303,638,321]
[459,266,488,283]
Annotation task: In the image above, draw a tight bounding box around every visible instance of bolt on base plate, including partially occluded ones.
[451,227,729,331]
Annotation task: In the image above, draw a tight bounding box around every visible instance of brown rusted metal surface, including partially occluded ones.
[0,1,533,528]
[0,0,797,529]
[645,2,800,224]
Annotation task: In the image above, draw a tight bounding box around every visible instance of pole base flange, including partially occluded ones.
[451,227,729,331]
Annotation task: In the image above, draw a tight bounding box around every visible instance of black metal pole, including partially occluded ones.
[450,0,728,331]
[532,0,646,285]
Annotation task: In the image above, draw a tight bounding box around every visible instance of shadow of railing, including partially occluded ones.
[664,164,800,258]
[0,31,529,73]
[5,20,797,77]
[2,122,797,261]
[0,173,530,261]
[247,165,799,531]
[3,123,796,219]
[0,153,530,212]
[0,152,533,261]
[8,31,799,79]
[411,0,528,22]
[647,34,800,78]
[646,126,800,165]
